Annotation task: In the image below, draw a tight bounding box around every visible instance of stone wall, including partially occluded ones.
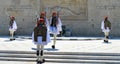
[88,0,120,37]
[0,0,120,37]
[0,0,40,35]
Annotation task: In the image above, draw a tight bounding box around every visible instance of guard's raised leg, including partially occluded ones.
[52,34,56,49]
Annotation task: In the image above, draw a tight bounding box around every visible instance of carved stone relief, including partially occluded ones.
[41,0,88,20]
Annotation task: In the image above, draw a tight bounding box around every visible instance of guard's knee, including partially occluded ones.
[40,50,43,56]
[36,50,39,56]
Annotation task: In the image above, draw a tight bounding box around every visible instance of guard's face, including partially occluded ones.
[10,16,15,21]
[52,14,57,17]
[52,12,57,17]
[10,18,14,21]
[40,14,45,18]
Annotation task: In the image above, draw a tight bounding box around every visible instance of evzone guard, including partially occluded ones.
[9,16,17,41]
[49,12,62,49]
[101,16,111,43]
[32,12,50,63]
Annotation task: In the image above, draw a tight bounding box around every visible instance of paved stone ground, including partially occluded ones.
[0,36,120,64]
[0,61,105,64]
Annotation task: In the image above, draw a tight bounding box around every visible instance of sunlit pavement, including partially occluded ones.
[0,36,120,64]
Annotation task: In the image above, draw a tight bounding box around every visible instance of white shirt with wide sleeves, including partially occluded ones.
[32,18,51,45]
[9,21,17,31]
[49,17,62,35]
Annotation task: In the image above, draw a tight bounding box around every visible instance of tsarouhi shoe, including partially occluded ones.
[37,61,41,64]
[13,38,15,40]
[106,40,108,43]
[10,38,15,41]
[104,40,108,43]
[37,59,45,64]
[52,45,55,49]
[10,39,13,41]
[42,59,45,63]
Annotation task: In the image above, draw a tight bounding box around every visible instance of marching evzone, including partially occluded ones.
[32,12,50,63]
[39,12,51,45]
[40,12,50,32]
[101,16,111,43]
[9,16,17,41]
[49,12,62,49]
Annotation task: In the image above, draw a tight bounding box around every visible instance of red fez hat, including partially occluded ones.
[40,18,44,22]
[40,12,45,15]
[38,18,44,23]
[52,12,57,15]
[104,16,108,19]
[37,18,44,26]
[11,16,15,19]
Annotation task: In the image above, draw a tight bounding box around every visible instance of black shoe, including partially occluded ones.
[10,39,13,41]
[104,40,106,42]
[13,38,15,40]
[37,61,42,64]
[52,45,55,49]
[104,40,108,43]
[42,59,45,63]
[106,40,108,43]
[37,59,45,63]
[10,38,15,41]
